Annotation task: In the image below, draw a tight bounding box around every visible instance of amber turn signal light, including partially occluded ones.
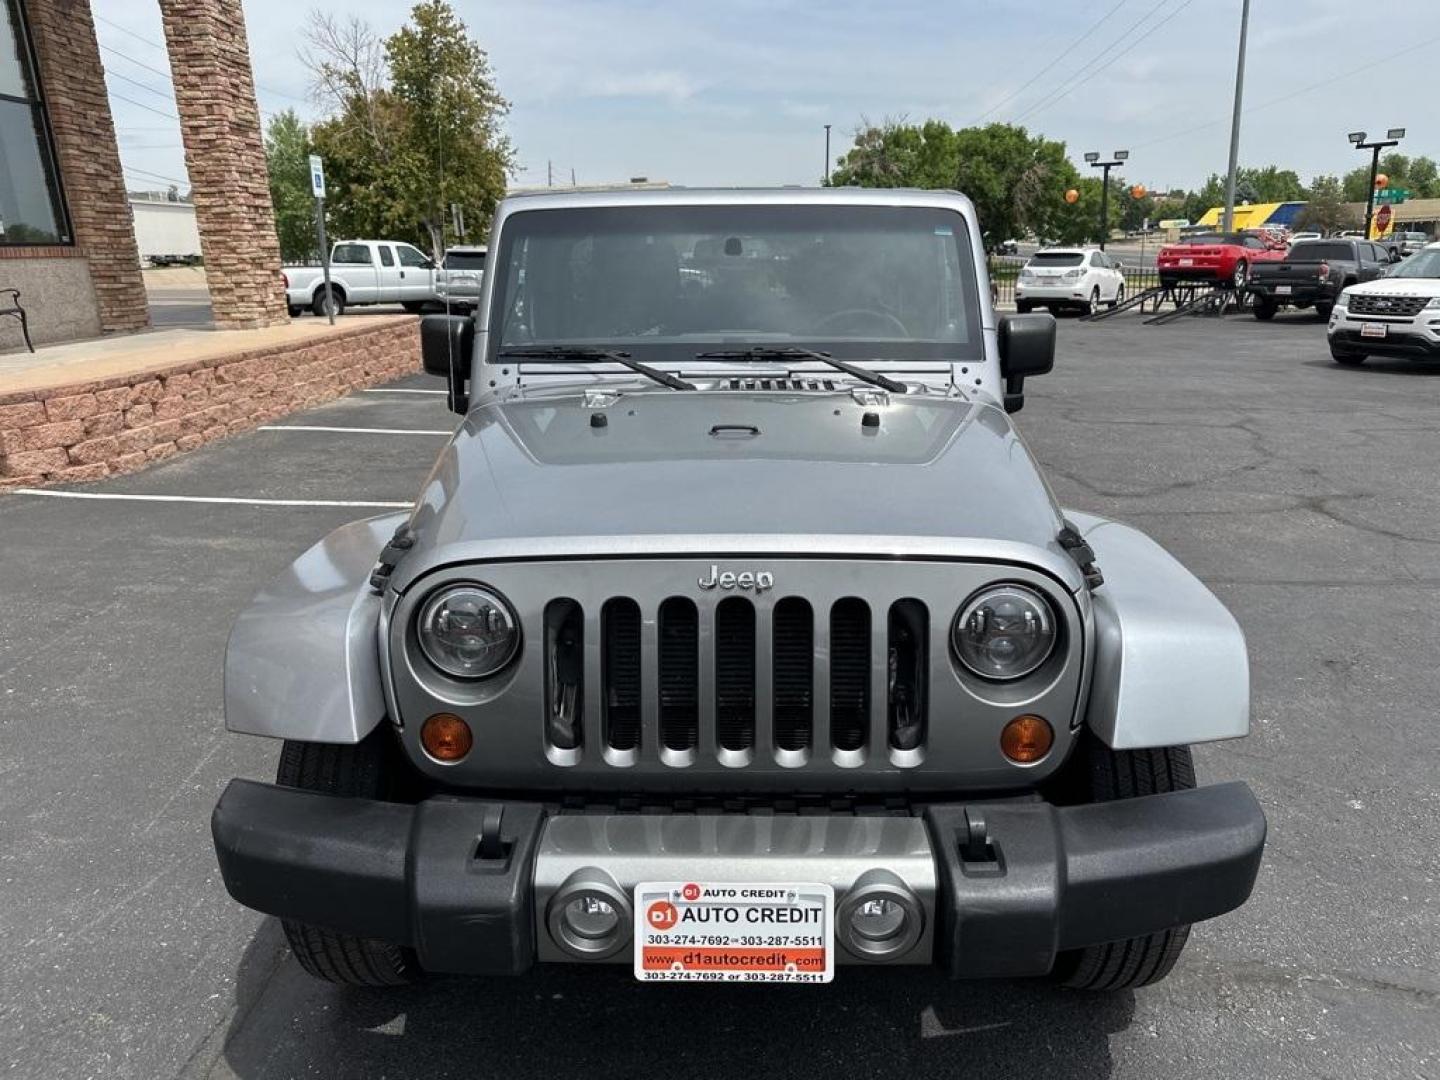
[421,712,473,762]
[1000,714,1053,764]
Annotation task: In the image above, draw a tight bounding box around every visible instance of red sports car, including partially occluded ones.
[1158,232,1288,290]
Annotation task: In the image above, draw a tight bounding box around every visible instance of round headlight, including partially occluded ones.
[953,584,1056,680]
[416,584,520,679]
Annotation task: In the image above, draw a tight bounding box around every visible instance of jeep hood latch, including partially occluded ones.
[370,522,417,594]
[1057,520,1104,590]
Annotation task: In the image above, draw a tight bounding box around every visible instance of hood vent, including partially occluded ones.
[723,377,838,391]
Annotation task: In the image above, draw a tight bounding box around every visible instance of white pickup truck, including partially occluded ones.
[283,240,438,317]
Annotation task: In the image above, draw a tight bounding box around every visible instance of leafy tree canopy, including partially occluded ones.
[264,109,318,263]
[304,1,512,255]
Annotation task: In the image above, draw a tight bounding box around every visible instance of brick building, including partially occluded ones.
[1,0,287,348]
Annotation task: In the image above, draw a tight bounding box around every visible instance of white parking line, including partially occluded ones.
[11,489,413,509]
[258,425,452,436]
[361,388,447,395]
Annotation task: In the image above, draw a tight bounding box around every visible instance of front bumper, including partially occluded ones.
[1329,308,1440,357]
[213,779,1265,978]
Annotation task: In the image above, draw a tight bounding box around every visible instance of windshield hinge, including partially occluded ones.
[1057,520,1104,590]
[582,388,621,409]
[850,387,890,407]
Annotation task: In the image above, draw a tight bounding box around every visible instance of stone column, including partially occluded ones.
[158,0,288,329]
[24,0,149,333]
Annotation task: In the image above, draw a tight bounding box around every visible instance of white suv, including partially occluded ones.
[1327,242,1440,365]
[1016,248,1126,315]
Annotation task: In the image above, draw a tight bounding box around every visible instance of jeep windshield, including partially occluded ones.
[487,203,984,365]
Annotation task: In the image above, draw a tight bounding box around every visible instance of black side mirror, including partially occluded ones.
[1391,251,1405,264]
[421,314,474,414]
[997,313,1056,413]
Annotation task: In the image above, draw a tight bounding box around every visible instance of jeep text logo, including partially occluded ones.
[697,565,774,593]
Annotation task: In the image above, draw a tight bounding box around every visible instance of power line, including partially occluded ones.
[109,91,178,120]
[1132,29,1440,153]
[104,67,175,103]
[99,41,174,82]
[971,0,1129,125]
[94,13,311,105]
[1013,0,1190,126]
[124,165,190,187]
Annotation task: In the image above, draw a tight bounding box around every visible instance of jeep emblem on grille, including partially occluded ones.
[698,565,774,593]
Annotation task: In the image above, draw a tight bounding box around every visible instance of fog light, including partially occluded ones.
[851,897,907,941]
[563,895,620,940]
[836,870,924,961]
[420,712,473,762]
[546,869,632,959]
[1001,713,1053,764]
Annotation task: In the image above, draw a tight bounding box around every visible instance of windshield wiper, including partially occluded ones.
[496,346,695,391]
[694,347,906,394]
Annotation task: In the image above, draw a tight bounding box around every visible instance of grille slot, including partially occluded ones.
[658,598,699,751]
[715,597,756,751]
[887,599,928,752]
[1347,294,1429,317]
[601,598,641,752]
[543,599,584,752]
[830,598,871,752]
[772,598,813,751]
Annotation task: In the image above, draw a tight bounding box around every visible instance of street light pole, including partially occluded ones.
[823,124,832,185]
[1085,150,1129,250]
[1221,0,1251,234]
[1349,128,1406,239]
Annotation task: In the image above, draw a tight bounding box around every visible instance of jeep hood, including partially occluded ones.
[395,388,1071,590]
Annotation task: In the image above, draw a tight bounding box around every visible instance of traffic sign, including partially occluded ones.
[1374,188,1409,204]
[1158,218,1190,229]
[308,154,326,199]
[1370,202,1395,241]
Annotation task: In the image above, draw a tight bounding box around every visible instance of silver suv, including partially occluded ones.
[212,188,1265,991]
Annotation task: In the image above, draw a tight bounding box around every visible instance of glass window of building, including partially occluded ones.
[1,0,69,245]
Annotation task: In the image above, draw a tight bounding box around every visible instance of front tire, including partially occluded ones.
[276,732,418,986]
[1314,301,1333,319]
[1330,343,1366,366]
[401,300,428,314]
[1253,299,1277,321]
[1050,739,1196,991]
[1016,300,1033,314]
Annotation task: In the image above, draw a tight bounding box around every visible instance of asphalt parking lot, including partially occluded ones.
[2,310,1438,1079]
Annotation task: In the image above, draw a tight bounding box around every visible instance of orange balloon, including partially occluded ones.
[1130,184,1147,199]
[1374,173,1389,189]
[1064,188,1080,204]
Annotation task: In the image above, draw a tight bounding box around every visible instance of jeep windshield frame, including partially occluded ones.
[483,203,985,369]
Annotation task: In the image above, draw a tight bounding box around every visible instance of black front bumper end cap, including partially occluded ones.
[925,781,1266,979]
[211,779,545,976]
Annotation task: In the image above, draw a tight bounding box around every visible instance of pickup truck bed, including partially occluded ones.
[1247,239,1390,320]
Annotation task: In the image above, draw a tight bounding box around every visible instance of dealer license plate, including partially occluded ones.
[1361,322,1388,339]
[1179,257,1194,267]
[634,881,834,983]
[1275,285,1292,295]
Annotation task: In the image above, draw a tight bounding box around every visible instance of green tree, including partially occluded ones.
[264,109,317,263]
[830,120,1078,247]
[1409,156,1439,198]
[1294,174,1359,235]
[1236,164,1306,202]
[304,2,512,254]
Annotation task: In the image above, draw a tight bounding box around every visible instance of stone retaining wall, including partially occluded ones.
[0,320,419,490]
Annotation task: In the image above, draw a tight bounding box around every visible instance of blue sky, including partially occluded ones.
[95,0,1440,198]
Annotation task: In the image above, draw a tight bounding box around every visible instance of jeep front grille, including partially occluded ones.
[557,594,926,766]
[389,558,1087,792]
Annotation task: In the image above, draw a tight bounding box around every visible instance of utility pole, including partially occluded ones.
[1349,128,1406,238]
[1221,0,1251,233]
[1084,150,1129,250]
[823,124,832,185]
[547,159,553,188]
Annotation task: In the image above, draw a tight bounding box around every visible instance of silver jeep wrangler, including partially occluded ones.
[213,188,1265,990]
